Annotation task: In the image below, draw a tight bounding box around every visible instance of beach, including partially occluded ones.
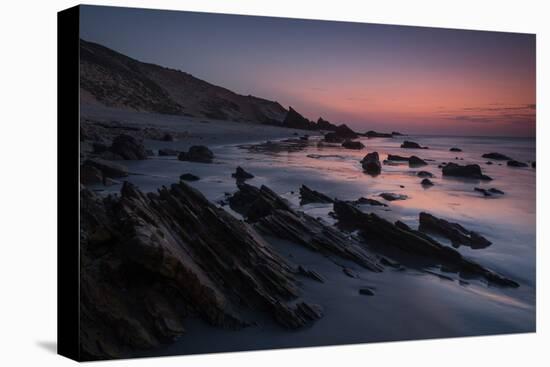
[80,105,535,358]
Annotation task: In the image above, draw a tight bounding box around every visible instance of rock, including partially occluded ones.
[315,117,338,131]
[352,197,387,207]
[158,149,179,156]
[488,188,504,195]
[342,140,365,150]
[232,166,254,181]
[161,132,174,142]
[418,212,492,249]
[450,147,462,152]
[80,181,330,359]
[82,158,128,178]
[401,140,428,149]
[507,160,528,167]
[110,134,148,160]
[365,130,392,138]
[299,135,309,141]
[179,173,200,181]
[482,152,512,160]
[417,171,434,178]
[228,183,382,272]
[332,201,518,287]
[342,267,357,278]
[297,266,324,283]
[80,164,103,185]
[408,155,427,167]
[358,287,375,296]
[323,132,345,143]
[178,145,214,163]
[361,152,381,175]
[379,193,408,201]
[392,131,403,136]
[387,154,410,161]
[486,161,493,165]
[421,178,434,186]
[334,124,358,139]
[474,187,491,197]
[442,163,492,180]
[299,185,334,205]
[283,107,316,130]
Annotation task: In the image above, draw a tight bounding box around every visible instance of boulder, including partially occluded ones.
[507,160,528,167]
[449,147,462,152]
[419,212,491,249]
[417,171,434,178]
[82,158,128,178]
[442,163,492,180]
[342,140,365,150]
[379,193,408,201]
[299,185,334,205]
[232,166,255,181]
[179,173,200,181]
[408,156,427,167]
[482,152,512,160]
[110,134,147,160]
[361,152,381,175]
[178,145,214,163]
[401,140,428,149]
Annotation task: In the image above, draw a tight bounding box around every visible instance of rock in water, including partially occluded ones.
[299,185,334,205]
[110,134,148,160]
[359,288,375,296]
[421,178,434,186]
[351,197,388,207]
[365,130,392,138]
[361,152,381,175]
[450,147,462,152]
[488,188,505,195]
[379,193,408,201]
[408,156,427,167]
[228,183,382,272]
[232,166,254,181]
[342,140,365,150]
[418,212,491,249]
[178,145,214,163]
[387,154,410,161]
[482,152,512,160]
[442,163,492,180]
[401,140,428,149]
[332,200,518,287]
[180,173,200,181]
[507,160,528,167]
[417,171,434,178]
[80,182,325,359]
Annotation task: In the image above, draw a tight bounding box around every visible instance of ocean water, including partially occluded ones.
[95,132,536,356]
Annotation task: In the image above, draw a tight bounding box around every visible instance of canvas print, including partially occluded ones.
[75,5,536,360]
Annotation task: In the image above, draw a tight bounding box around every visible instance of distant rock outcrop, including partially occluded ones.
[282,107,316,130]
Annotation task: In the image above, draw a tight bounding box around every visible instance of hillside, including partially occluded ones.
[79,39,288,124]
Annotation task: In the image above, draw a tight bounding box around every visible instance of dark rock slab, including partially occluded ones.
[379,193,408,201]
[180,173,200,181]
[83,158,128,178]
[450,147,462,152]
[387,154,410,161]
[482,152,512,160]
[419,212,491,249]
[299,185,335,205]
[442,163,492,180]
[507,160,528,167]
[358,287,375,296]
[232,166,254,181]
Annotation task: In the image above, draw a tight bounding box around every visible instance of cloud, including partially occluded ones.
[438,103,535,125]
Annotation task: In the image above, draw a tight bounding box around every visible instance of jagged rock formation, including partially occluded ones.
[80,182,324,360]
[418,212,491,249]
[332,201,517,287]
[282,107,316,130]
[232,166,255,181]
[228,183,382,272]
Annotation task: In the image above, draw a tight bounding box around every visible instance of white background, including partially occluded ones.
[0,0,547,365]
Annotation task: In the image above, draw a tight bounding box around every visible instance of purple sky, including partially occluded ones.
[80,5,536,136]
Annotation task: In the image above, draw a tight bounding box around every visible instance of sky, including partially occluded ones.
[80,5,536,137]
